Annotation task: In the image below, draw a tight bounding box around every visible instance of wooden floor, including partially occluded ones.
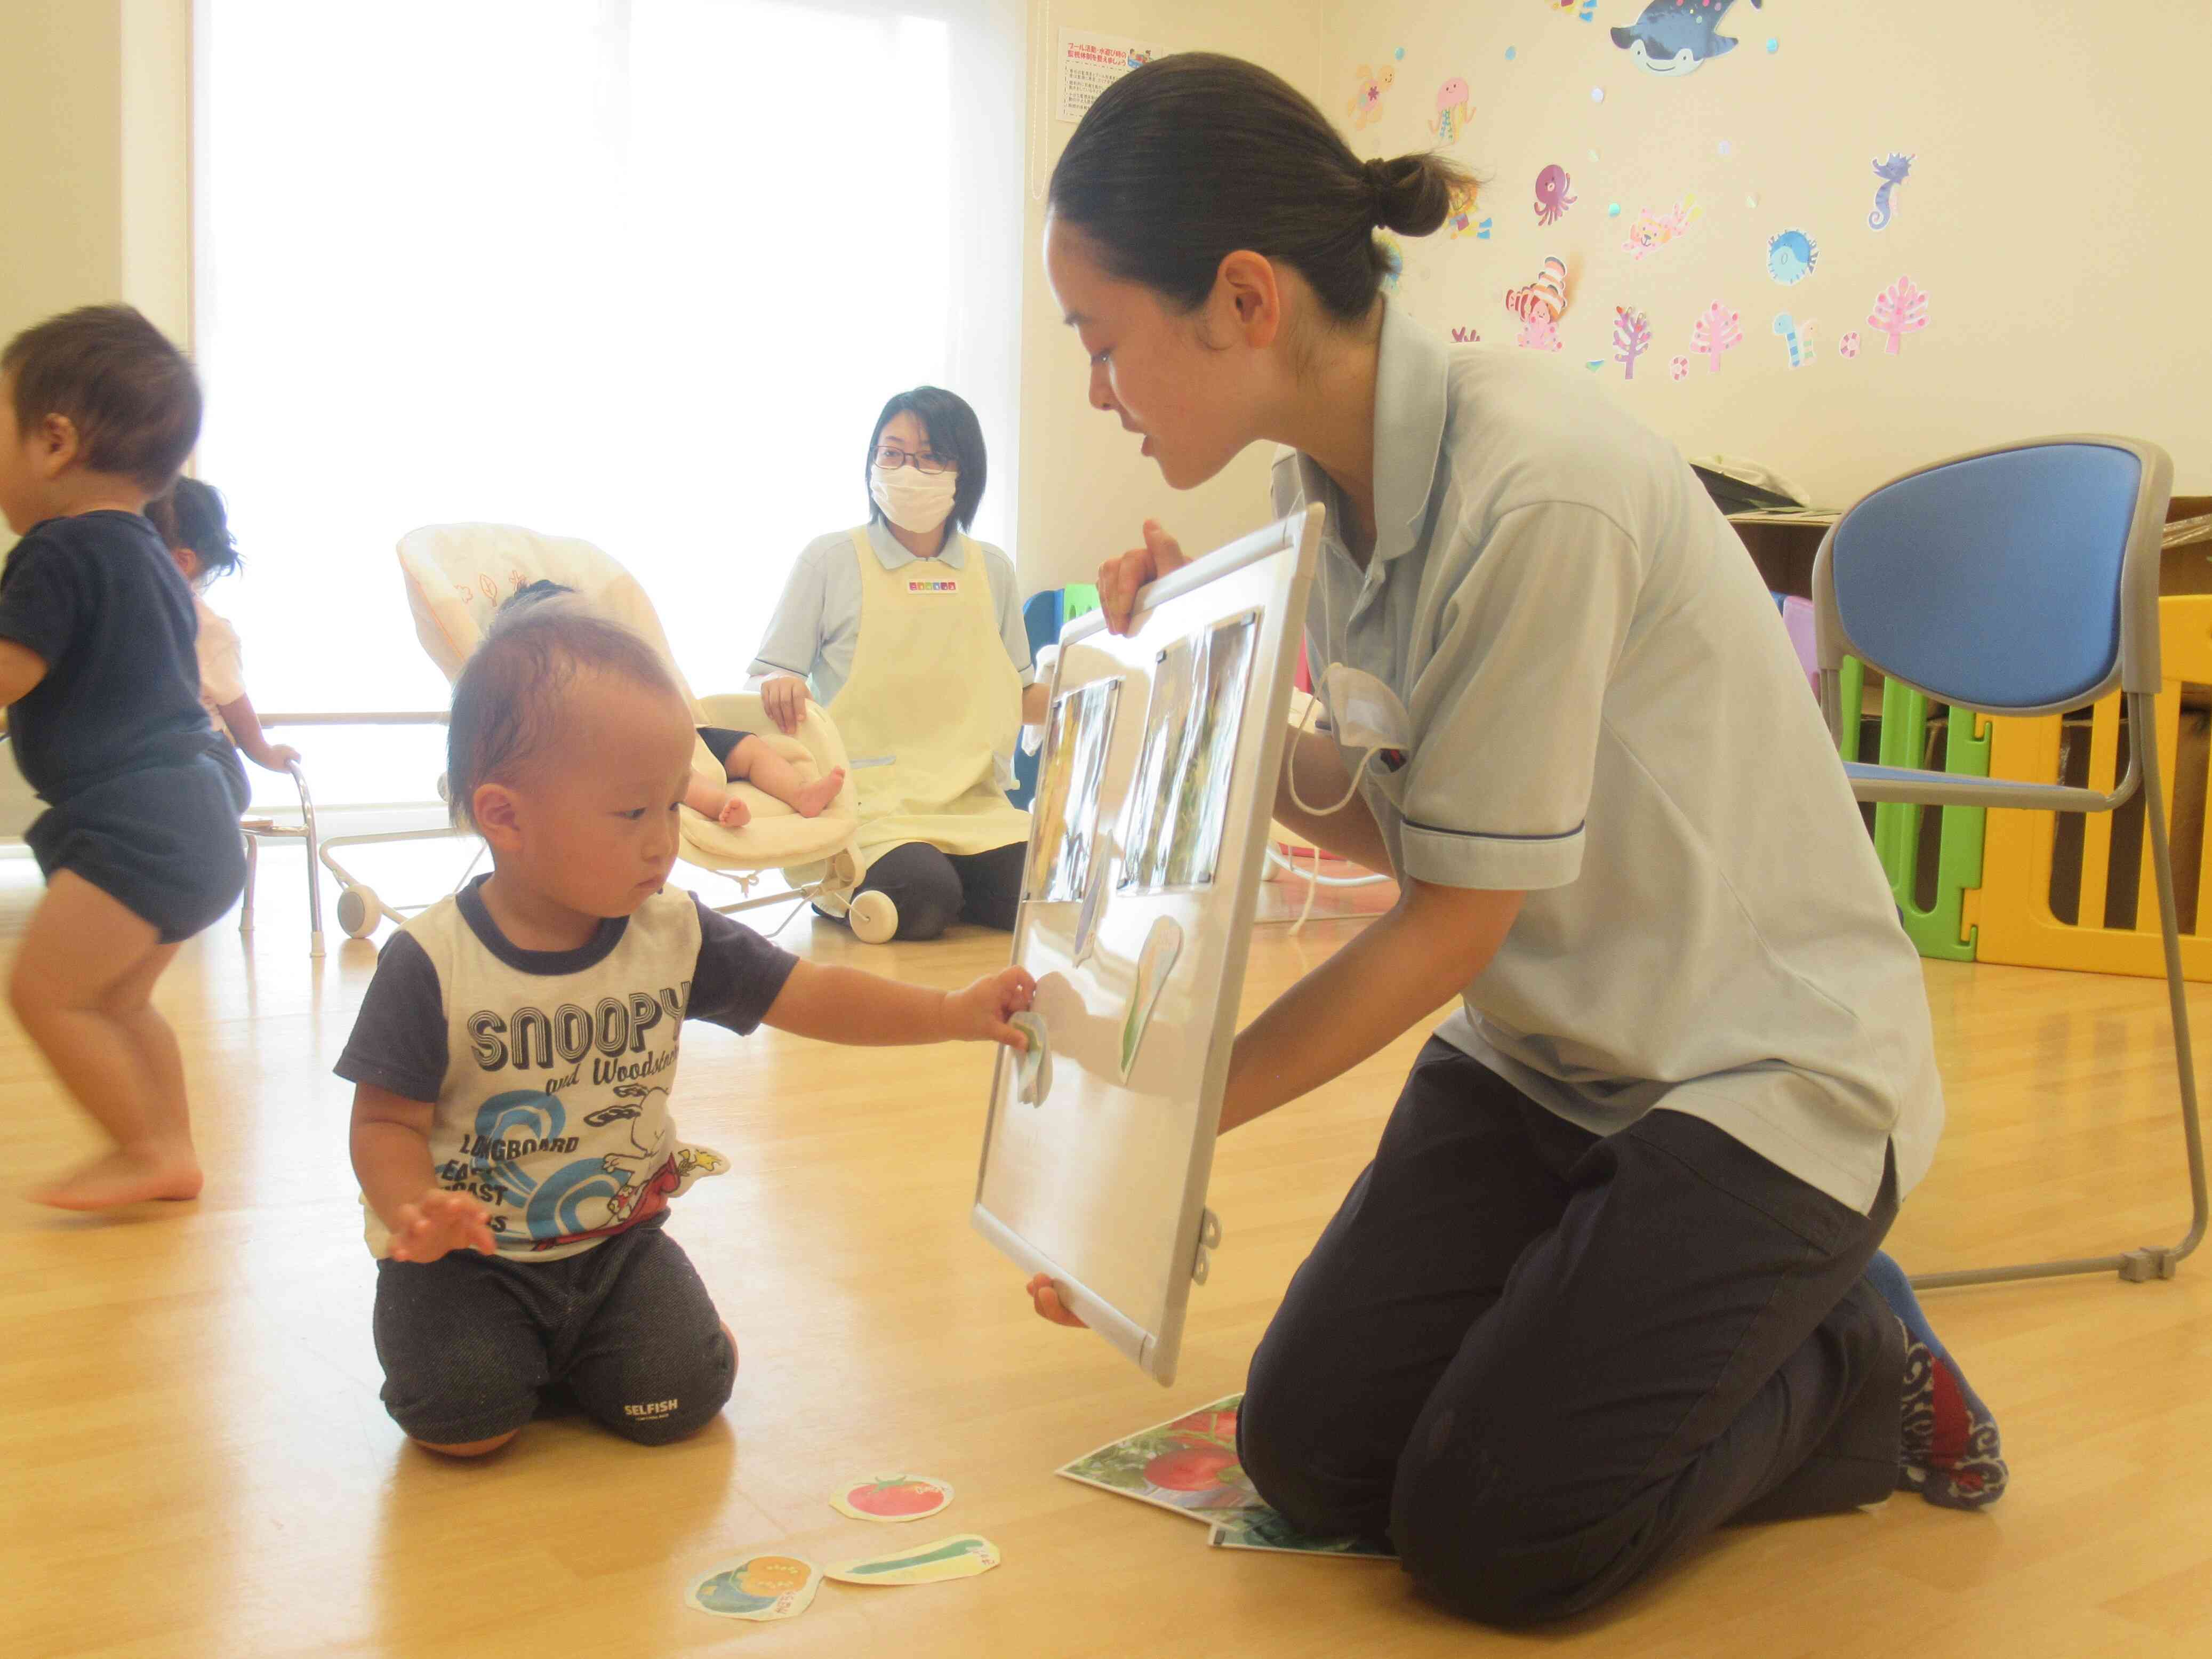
[5,845,2211,1659]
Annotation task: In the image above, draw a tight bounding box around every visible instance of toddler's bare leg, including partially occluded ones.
[732,737,845,819]
[14,872,200,1209]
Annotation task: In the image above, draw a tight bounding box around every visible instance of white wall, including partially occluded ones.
[0,0,193,559]
[1013,2,1325,591]
[1316,2,2211,507]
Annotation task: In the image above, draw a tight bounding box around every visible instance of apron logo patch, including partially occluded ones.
[908,578,958,594]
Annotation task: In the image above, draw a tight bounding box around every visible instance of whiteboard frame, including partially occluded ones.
[971,507,1322,1384]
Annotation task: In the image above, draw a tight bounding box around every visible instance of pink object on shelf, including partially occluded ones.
[1780,595,1820,694]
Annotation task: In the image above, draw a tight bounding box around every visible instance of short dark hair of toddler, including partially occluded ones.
[2,305,203,496]
[145,477,239,578]
[445,602,685,830]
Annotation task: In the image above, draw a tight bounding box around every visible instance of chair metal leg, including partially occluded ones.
[291,761,325,959]
[1912,691,2209,1291]
[239,830,258,935]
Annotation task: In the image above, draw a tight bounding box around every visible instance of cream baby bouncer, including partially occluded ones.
[318,523,865,939]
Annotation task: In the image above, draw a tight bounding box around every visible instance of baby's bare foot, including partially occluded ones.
[718,796,752,830]
[31,1144,203,1211]
[794,768,846,819]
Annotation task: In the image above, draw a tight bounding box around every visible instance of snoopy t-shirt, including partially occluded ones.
[336,877,796,1261]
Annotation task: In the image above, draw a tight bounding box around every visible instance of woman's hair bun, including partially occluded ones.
[1362,153,1465,238]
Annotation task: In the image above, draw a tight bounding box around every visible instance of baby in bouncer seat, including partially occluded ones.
[505,581,844,829]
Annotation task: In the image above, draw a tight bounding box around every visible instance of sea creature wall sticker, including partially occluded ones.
[1612,0,1765,77]
[1506,257,1568,320]
[1348,62,1396,130]
[1533,164,1577,226]
[1507,258,1569,352]
[1869,154,1913,230]
[1766,229,1817,285]
[1669,356,1690,380]
[1771,312,1817,368]
[1623,195,1699,260]
[1868,276,1929,354]
[1692,300,1743,372]
[1430,78,1473,144]
[1612,307,1653,379]
[1839,331,1862,358]
[1376,233,1405,293]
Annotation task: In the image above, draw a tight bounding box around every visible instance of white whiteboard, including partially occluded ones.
[972,507,1321,1385]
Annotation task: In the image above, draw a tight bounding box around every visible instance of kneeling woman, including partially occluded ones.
[748,389,1044,942]
[1027,53,2006,1627]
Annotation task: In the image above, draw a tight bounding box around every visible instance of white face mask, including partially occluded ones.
[870,465,959,536]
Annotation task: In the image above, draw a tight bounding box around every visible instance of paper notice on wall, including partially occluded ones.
[1057,30,1158,124]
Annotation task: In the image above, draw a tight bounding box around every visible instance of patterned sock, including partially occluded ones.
[1865,1251,2008,1511]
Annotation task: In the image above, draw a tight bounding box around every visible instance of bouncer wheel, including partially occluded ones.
[337,884,382,940]
[848,890,899,945]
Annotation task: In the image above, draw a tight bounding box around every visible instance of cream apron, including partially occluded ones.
[827,527,1030,878]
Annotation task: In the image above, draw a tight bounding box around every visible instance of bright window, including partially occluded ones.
[195,0,1024,804]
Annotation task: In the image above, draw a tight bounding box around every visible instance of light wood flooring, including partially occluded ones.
[4,844,2210,1658]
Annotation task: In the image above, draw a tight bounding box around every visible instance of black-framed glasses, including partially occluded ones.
[873,445,955,476]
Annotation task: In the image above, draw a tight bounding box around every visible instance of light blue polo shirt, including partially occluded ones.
[1274,300,1942,1213]
[748,517,1035,709]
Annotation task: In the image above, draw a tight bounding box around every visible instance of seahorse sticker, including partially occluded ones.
[1869,154,1913,231]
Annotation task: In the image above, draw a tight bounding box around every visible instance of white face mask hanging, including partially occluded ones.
[871,466,958,536]
[1285,562,1416,817]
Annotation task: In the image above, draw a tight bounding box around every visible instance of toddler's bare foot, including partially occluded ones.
[718,796,752,830]
[31,1143,203,1211]
[793,768,846,819]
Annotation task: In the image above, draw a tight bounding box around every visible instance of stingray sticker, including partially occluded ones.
[1869,153,1913,230]
[1120,916,1183,1079]
[1612,0,1766,77]
[1766,228,1817,286]
[687,1555,822,1622]
[826,1535,1000,1587]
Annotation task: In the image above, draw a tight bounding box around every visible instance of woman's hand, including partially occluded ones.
[1097,520,1190,636]
[760,675,810,736]
[386,1190,498,1264]
[1025,1272,1089,1327]
[943,966,1038,1046]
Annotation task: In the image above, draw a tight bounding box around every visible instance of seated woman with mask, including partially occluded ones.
[749,388,1045,943]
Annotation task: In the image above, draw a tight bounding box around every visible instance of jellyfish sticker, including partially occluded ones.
[1533,164,1577,227]
[1766,228,1818,286]
[1429,77,1473,145]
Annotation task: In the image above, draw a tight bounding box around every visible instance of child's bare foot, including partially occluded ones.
[793,768,846,819]
[718,796,752,830]
[31,1142,203,1211]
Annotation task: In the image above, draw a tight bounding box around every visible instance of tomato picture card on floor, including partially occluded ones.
[830,1473,956,1524]
[1055,1393,1265,1525]
[975,509,1321,1387]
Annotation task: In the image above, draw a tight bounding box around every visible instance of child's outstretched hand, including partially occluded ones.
[387,1190,498,1263]
[1025,1272,1089,1327]
[944,966,1038,1046]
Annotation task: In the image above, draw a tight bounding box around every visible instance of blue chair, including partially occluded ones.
[1813,435,2208,1288]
